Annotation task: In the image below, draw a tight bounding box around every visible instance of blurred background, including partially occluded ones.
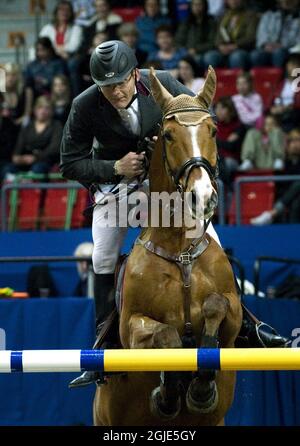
[0,0,300,426]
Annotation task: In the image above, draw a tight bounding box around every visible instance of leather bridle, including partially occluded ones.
[161,107,219,194]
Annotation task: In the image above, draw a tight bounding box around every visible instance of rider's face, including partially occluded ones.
[100,69,140,109]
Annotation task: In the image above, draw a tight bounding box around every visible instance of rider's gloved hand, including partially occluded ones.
[138,136,157,155]
[115,152,146,179]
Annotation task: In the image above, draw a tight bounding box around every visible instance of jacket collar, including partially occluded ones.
[137,76,162,138]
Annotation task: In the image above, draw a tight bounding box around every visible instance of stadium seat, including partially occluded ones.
[112,7,142,22]
[40,188,88,230]
[40,189,67,229]
[214,68,242,102]
[7,188,42,231]
[71,188,89,228]
[250,67,283,110]
[228,179,275,224]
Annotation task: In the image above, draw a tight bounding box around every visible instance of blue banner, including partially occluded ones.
[0,296,300,425]
[0,226,299,296]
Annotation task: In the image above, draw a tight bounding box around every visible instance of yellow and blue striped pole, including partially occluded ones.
[0,349,300,373]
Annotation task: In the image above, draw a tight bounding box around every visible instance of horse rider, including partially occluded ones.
[60,40,289,388]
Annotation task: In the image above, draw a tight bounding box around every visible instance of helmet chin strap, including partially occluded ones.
[125,70,138,109]
[125,92,138,109]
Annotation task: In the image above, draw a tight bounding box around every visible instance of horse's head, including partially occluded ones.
[149,66,218,221]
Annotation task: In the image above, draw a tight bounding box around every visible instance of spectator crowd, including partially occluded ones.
[0,0,300,224]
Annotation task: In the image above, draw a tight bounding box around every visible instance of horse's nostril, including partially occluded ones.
[191,191,197,211]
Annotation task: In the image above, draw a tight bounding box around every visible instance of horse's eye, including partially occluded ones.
[164,131,173,142]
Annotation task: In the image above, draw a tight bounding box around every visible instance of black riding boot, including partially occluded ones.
[236,304,290,348]
[69,273,117,389]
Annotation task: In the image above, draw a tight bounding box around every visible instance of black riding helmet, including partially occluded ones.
[90,40,138,87]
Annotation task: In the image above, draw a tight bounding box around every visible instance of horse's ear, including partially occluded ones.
[197,65,216,108]
[149,67,173,112]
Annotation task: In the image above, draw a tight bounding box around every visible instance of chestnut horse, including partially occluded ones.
[93,67,242,426]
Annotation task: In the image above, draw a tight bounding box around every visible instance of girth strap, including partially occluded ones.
[135,236,210,338]
[178,261,193,336]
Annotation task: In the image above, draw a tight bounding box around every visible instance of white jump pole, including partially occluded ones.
[0,348,300,373]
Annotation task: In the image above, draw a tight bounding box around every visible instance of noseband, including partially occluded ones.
[161,107,219,193]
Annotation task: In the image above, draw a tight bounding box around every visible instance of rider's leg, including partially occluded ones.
[238,303,290,347]
[92,199,128,329]
[94,273,115,329]
[209,223,289,347]
[233,276,290,347]
[69,197,128,388]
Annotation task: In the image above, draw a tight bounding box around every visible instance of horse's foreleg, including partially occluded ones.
[186,293,229,414]
[128,314,182,349]
[150,370,182,420]
[128,314,182,420]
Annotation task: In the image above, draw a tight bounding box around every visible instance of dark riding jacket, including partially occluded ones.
[59,70,193,188]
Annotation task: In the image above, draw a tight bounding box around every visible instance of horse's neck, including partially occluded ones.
[147,227,191,254]
[147,219,205,254]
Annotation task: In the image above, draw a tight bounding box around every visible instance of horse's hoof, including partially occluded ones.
[149,387,181,420]
[186,381,218,414]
